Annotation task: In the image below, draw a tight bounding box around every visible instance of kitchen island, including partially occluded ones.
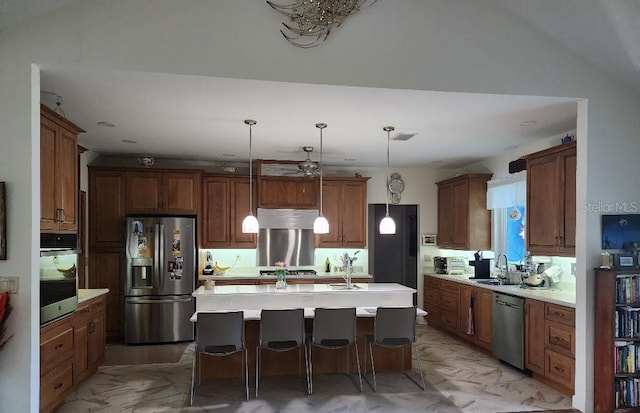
[191,282,422,379]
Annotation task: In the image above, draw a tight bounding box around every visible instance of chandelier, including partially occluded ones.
[266,0,378,48]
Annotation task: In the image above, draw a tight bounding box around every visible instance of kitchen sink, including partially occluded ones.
[328,284,362,290]
[474,279,521,286]
[474,279,501,285]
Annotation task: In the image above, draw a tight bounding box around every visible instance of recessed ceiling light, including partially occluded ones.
[121,139,137,144]
[222,153,236,157]
[519,120,538,127]
[97,121,116,128]
[344,158,356,162]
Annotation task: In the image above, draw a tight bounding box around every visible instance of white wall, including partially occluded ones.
[1,1,639,411]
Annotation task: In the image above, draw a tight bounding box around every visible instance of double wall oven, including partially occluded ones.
[40,233,79,325]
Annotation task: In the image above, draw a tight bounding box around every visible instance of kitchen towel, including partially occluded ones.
[467,296,475,336]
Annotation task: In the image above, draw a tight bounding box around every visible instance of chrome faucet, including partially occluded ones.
[495,253,508,284]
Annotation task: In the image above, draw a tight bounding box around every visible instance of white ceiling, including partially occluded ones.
[40,65,578,168]
[7,0,639,167]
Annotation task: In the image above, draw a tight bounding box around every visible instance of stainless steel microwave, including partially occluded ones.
[40,233,79,325]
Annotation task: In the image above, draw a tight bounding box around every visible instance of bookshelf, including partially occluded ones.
[595,268,640,412]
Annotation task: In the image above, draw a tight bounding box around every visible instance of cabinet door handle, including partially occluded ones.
[54,382,64,390]
[54,343,64,350]
[88,321,96,334]
[60,208,65,222]
[553,366,565,373]
[554,311,565,318]
[553,335,565,342]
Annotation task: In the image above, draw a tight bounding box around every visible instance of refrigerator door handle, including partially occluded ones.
[126,297,193,304]
[159,223,166,292]
[154,222,160,293]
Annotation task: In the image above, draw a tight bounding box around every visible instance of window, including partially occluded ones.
[487,172,526,264]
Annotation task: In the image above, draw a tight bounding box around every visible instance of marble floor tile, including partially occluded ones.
[60,324,573,412]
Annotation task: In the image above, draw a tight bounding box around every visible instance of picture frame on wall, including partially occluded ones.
[0,182,6,260]
[421,233,436,246]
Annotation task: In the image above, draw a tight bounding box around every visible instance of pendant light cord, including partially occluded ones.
[249,123,253,215]
[319,126,323,216]
[386,129,390,216]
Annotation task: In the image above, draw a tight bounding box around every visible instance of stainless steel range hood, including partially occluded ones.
[257,208,317,266]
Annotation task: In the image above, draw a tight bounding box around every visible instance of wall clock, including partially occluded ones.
[388,172,404,204]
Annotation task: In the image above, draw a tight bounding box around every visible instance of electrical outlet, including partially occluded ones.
[571,263,576,277]
[0,276,19,294]
[236,255,241,262]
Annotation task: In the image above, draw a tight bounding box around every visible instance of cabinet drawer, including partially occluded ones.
[41,326,74,375]
[545,349,575,391]
[40,361,73,412]
[424,276,441,289]
[424,306,441,327]
[440,280,460,293]
[545,320,575,358]
[90,296,106,313]
[441,312,459,331]
[545,303,574,327]
[424,288,441,307]
[441,292,458,313]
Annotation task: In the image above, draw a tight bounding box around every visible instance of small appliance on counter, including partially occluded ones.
[468,250,491,280]
[433,256,467,275]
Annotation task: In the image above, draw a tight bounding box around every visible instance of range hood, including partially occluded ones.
[257,208,318,267]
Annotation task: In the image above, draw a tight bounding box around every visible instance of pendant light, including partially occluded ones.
[313,123,330,234]
[379,126,396,234]
[241,119,259,233]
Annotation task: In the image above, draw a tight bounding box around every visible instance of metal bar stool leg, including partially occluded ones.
[413,343,426,391]
[255,347,260,397]
[369,342,377,392]
[190,352,197,405]
[304,342,311,394]
[353,342,363,391]
[308,344,313,394]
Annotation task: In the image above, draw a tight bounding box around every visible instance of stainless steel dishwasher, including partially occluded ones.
[492,292,525,370]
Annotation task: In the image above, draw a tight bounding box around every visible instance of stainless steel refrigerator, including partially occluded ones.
[124,216,196,344]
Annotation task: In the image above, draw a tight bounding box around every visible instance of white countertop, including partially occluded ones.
[78,288,109,304]
[193,282,412,296]
[198,272,373,281]
[193,282,416,313]
[423,272,576,308]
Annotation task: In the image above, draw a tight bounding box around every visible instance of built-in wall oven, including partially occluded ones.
[40,233,79,325]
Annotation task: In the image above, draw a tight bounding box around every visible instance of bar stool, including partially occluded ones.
[364,306,425,392]
[309,307,362,393]
[256,308,310,396]
[190,311,249,405]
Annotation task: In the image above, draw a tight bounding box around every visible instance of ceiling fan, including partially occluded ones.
[297,146,319,177]
[258,146,320,177]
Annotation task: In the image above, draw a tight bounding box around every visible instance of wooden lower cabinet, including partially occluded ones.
[525,298,575,395]
[40,294,107,413]
[458,284,492,350]
[525,298,545,375]
[89,249,124,340]
[426,275,575,396]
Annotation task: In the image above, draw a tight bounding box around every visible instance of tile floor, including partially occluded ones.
[60,324,575,412]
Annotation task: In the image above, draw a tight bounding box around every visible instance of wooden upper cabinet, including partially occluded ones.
[201,175,256,249]
[125,170,201,215]
[40,104,84,233]
[436,173,492,250]
[316,177,368,248]
[89,169,126,248]
[525,142,576,256]
[258,177,318,209]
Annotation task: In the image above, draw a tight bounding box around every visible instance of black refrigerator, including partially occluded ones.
[368,204,418,304]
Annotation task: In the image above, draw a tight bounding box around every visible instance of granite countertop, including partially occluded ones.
[423,271,576,308]
[78,288,109,303]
